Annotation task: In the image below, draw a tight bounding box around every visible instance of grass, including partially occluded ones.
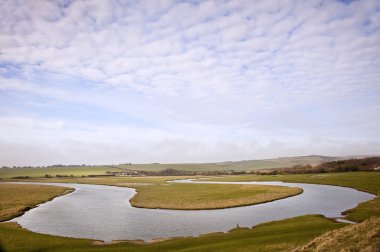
[130,183,302,210]
[0,215,346,252]
[293,216,380,252]
[342,197,380,222]
[0,166,122,179]
[0,184,73,222]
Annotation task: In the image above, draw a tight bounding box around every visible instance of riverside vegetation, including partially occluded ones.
[0,171,379,251]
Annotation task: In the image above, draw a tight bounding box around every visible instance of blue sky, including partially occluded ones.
[1,0,379,166]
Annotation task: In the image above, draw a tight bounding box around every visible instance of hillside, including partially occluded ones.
[117,155,368,172]
[1,155,377,178]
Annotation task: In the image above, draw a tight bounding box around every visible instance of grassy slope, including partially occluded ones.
[0,166,122,178]
[293,216,380,252]
[0,184,73,221]
[130,183,302,210]
[0,215,345,252]
[2,155,361,177]
[117,155,341,172]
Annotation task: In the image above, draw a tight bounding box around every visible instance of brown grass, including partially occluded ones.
[293,217,380,252]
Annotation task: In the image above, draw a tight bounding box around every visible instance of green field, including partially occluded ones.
[0,166,122,178]
[130,183,302,210]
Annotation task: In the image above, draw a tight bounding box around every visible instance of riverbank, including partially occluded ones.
[129,183,302,210]
[0,184,74,222]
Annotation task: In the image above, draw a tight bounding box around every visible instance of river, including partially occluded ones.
[8,180,375,242]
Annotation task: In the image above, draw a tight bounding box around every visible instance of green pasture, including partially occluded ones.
[0,166,121,179]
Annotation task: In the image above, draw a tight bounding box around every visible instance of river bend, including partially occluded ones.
[7,180,375,242]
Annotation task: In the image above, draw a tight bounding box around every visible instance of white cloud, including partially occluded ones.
[0,0,380,165]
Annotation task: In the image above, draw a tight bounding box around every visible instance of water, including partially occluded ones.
[7,180,375,242]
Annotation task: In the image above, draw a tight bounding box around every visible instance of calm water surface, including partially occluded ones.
[9,180,375,242]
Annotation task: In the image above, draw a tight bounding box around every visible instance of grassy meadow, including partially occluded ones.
[0,184,73,222]
[130,183,302,210]
[0,166,122,179]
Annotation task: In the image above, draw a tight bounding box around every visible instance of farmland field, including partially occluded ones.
[0,165,122,178]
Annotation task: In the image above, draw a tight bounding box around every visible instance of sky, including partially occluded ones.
[0,0,380,166]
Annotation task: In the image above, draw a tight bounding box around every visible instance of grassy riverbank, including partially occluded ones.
[130,183,302,210]
[0,215,345,252]
[0,184,73,222]
[293,216,380,251]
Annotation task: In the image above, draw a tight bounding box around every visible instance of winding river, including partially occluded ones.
[8,180,375,242]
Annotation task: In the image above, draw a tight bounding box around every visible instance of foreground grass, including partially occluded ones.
[293,217,380,252]
[0,215,345,252]
[130,183,302,210]
[0,184,73,222]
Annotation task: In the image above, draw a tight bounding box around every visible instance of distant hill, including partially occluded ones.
[1,155,378,178]
[116,155,376,172]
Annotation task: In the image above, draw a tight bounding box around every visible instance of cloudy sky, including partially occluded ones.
[1,0,379,166]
